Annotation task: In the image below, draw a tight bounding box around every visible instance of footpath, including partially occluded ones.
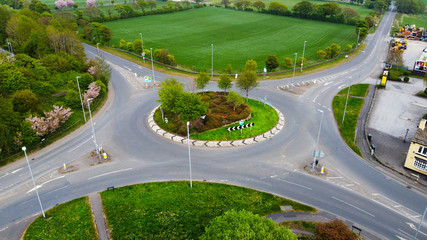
[88,193,110,240]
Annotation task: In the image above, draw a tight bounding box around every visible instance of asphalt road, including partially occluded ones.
[1,5,426,240]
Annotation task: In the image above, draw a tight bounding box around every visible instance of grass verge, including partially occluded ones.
[332,84,370,157]
[23,197,97,240]
[101,181,315,239]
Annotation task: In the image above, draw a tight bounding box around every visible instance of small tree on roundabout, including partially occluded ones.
[195,72,210,93]
[157,78,184,112]
[174,92,208,122]
[200,209,297,240]
[227,90,244,111]
[237,70,258,101]
[218,74,232,93]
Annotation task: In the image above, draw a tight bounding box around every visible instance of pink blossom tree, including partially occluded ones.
[83,82,101,107]
[55,0,67,10]
[66,0,75,8]
[86,0,96,7]
[26,106,73,136]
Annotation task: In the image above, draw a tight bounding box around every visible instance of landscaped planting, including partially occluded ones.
[104,7,357,71]
[333,83,370,156]
[23,197,97,240]
[101,181,315,239]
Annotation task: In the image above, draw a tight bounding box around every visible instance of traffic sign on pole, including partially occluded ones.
[144,76,152,82]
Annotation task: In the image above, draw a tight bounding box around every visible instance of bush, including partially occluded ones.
[404,76,409,82]
[65,89,82,109]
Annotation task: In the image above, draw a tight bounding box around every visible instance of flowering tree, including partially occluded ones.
[86,0,96,7]
[83,82,101,107]
[55,0,67,10]
[26,105,73,136]
[66,0,75,8]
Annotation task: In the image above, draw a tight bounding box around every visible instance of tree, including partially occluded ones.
[218,74,232,93]
[157,78,184,112]
[86,0,95,7]
[83,82,101,107]
[147,0,156,10]
[29,0,51,14]
[342,7,360,24]
[346,44,353,52]
[314,219,356,240]
[374,0,388,13]
[268,2,288,15]
[237,70,258,101]
[221,0,230,7]
[98,25,112,45]
[245,59,257,71]
[330,43,341,57]
[137,0,147,11]
[253,0,265,12]
[174,92,208,122]
[296,57,306,68]
[11,89,39,114]
[265,54,279,71]
[241,0,251,9]
[200,210,297,240]
[0,96,20,157]
[292,0,315,18]
[26,105,73,136]
[133,39,142,54]
[195,72,210,93]
[225,64,233,74]
[55,0,67,10]
[283,57,293,68]
[324,46,332,59]
[227,90,244,111]
[119,39,126,49]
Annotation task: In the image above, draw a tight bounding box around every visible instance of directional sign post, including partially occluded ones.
[228,123,254,135]
[239,120,244,134]
[312,150,324,158]
[144,76,152,82]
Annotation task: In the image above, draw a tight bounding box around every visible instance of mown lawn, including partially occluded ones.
[402,13,427,28]
[24,197,97,240]
[101,181,315,240]
[104,7,356,71]
[333,84,370,156]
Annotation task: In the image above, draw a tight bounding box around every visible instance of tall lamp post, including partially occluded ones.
[187,121,193,188]
[313,109,324,169]
[342,77,352,125]
[139,33,145,63]
[150,47,156,85]
[22,146,46,218]
[356,28,361,50]
[211,43,214,80]
[76,76,86,122]
[96,43,100,55]
[292,53,297,83]
[87,98,101,161]
[414,205,427,240]
[301,40,307,72]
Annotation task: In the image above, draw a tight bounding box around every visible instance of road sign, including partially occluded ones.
[239,120,244,125]
[227,123,254,131]
[142,52,145,57]
[263,67,267,73]
[144,76,152,82]
[312,150,324,158]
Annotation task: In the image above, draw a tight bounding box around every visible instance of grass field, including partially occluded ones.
[104,7,357,71]
[332,84,370,156]
[24,197,97,240]
[101,181,315,239]
[402,14,427,29]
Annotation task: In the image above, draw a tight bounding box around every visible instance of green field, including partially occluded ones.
[24,197,97,240]
[101,181,315,239]
[402,14,427,28]
[104,7,357,71]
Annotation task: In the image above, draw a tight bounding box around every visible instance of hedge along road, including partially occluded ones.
[104,7,356,71]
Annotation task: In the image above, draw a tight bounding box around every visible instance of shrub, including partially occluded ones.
[404,76,409,82]
[65,89,82,109]
[265,54,279,71]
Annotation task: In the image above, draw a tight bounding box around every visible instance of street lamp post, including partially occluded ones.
[150,47,156,85]
[76,76,86,122]
[186,121,193,188]
[22,146,46,218]
[356,28,361,50]
[414,205,427,240]
[342,77,352,125]
[301,40,307,72]
[96,43,100,55]
[292,53,297,83]
[139,33,145,63]
[87,98,101,161]
[313,109,324,169]
[211,43,213,80]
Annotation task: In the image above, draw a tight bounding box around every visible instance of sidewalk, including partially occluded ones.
[88,193,110,240]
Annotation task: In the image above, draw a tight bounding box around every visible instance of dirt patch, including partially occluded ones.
[282,81,315,95]
[58,150,112,174]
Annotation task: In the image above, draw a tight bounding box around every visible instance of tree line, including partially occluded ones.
[0,4,110,161]
[220,0,388,26]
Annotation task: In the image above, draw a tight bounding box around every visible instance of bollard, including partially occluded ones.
[145,83,148,88]
[321,166,324,174]
[103,153,107,159]
[63,163,66,170]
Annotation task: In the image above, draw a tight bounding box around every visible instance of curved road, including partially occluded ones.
[0,6,426,240]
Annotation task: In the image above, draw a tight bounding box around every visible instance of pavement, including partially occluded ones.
[147,104,286,147]
[88,193,110,240]
[358,77,427,193]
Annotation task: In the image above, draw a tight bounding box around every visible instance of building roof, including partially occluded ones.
[413,119,427,146]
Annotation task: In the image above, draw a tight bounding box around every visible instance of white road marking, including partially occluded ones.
[68,137,92,152]
[124,66,132,71]
[0,173,9,179]
[335,81,343,85]
[406,222,427,237]
[0,184,14,192]
[11,168,23,174]
[26,176,65,193]
[398,228,415,239]
[337,84,346,90]
[0,226,8,232]
[331,196,375,217]
[324,81,333,86]
[320,87,330,93]
[47,185,70,194]
[274,178,312,190]
[313,94,319,103]
[327,177,342,179]
[323,105,327,109]
[88,168,133,180]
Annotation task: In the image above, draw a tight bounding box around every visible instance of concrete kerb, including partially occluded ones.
[147,105,285,147]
